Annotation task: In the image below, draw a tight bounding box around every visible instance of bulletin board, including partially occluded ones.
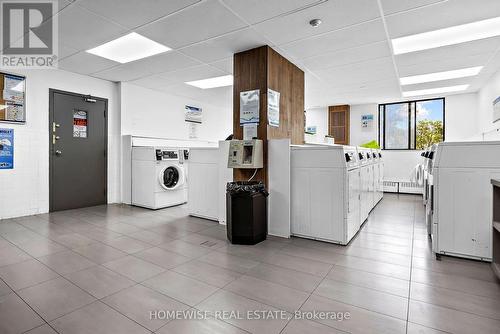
[0,72,26,123]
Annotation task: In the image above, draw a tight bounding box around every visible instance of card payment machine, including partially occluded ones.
[227,140,263,169]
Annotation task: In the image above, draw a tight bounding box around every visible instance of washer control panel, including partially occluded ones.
[156,149,179,161]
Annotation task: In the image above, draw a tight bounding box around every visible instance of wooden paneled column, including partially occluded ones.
[233,45,304,186]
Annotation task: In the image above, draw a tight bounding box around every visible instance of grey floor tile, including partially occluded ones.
[408,300,500,334]
[412,256,497,282]
[24,324,59,334]
[279,245,344,264]
[48,232,96,249]
[301,294,406,334]
[0,244,33,267]
[224,275,309,313]
[127,229,175,246]
[216,244,273,262]
[343,246,411,266]
[314,278,408,320]
[102,284,190,331]
[102,236,151,254]
[335,255,411,280]
[18,277,95,321]
[0,279,12,297]
[411,267,500,299]
[100,222,142,234]
[406,322,449,334]
[198,251,259,274]
[64,265,135,299]
[72,242,128,264]
[143,270,219,306]
[172,260,241,288]
[37,250,96,275]
[197,290,290,334]
[0,259,59,290]
[245,263,323,293]
[156,317,248,334]
[260,252,333,277]
[281,319,347,334]
[134,247,191,269]
[410,282,500,320]
[51,301,150,334]
[327,265,410,297]
[0,293,44,334]
[15,239,68,258]
[102,255,166,282]
[158,239,213,258]
[179,233,229,249]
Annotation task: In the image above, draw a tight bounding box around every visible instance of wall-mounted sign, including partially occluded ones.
[188,122,199,139]
[493,96,500,123]
[73,110,88,138]
[267,89,280,127]
[361,114,374,128]
[0,73,26,123]
[0,128,14,169]
[243,123,258,140]
[240,89,260,124]
[185,105,202,123]
[305,126,317,135]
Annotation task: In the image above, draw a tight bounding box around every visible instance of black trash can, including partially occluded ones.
[226,181,268,245]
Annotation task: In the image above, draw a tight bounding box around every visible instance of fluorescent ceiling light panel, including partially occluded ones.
[185,75,233,89]
[392,16,500,54]
[400,66,483,85]
[86,32,170,63]
[402,85,469,97]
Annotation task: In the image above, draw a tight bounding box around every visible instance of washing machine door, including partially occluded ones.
[159,165,183,190]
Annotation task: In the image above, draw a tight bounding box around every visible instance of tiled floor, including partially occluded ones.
[1,194,499,334]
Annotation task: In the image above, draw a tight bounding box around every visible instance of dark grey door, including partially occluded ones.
[49,89,107,212]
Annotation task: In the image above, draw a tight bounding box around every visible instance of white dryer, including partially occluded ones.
[132,147,187,209]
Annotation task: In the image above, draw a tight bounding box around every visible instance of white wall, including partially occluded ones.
[304,107,328,144]
[0,69,120,219]
[350,104,379,146]
[120,83,232,142]
[477,70,500,137]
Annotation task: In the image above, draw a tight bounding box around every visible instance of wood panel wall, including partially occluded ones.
[328,105,350,145]
[233,46,304,185]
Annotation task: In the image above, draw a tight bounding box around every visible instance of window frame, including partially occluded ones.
[378,97,445,150]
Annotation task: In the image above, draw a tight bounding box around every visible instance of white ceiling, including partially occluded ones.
[21,0,500,108]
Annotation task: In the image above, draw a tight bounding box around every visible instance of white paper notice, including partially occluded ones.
[243,123,258,140]
[267,89,280,127]
[240,89,260,124]
[188,122,198,139]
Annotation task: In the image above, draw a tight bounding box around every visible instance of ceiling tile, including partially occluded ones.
[127,75,178,91]
[385,0,500,38]
[58,51,118,75]
[58,43,79,59]
[400,77,476,91]
[180,28,269,63]
[302,41,391,70]
[91,51,200,81]
[76,0,201,29]
[51,5,128,50]
[395,36,500,70]
[209,58,233,73]
[316,57,397,88]
[397,53,494,77]
[137,0,247,49]
[281,19,386,59]
[254,0,380,45]
[379,0,446,15]
[156,64,227,86]
[221,0,320,24]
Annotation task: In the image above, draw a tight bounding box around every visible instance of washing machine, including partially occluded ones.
[424,144,438,236]
[132,146,187,209]
[290,145,361,245]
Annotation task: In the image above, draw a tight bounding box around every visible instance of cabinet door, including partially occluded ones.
[328,105,350,145]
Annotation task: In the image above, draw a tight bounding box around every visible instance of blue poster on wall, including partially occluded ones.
[0,128,14,169]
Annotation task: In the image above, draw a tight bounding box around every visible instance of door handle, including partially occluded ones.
[55,150,62,156]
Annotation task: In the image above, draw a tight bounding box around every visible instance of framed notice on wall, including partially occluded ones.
[0,72,26,123]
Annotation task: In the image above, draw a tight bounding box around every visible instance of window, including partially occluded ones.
[379,98,444,150]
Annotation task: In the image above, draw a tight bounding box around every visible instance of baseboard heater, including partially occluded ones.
[383,180,423,195]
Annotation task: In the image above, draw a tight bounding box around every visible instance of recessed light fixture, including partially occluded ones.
[185,75,233,89]
[86,32,171,63]
[400,66,483,85]
[402,85,469,97]
[392,16,500,55]
[309,19,322,27]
